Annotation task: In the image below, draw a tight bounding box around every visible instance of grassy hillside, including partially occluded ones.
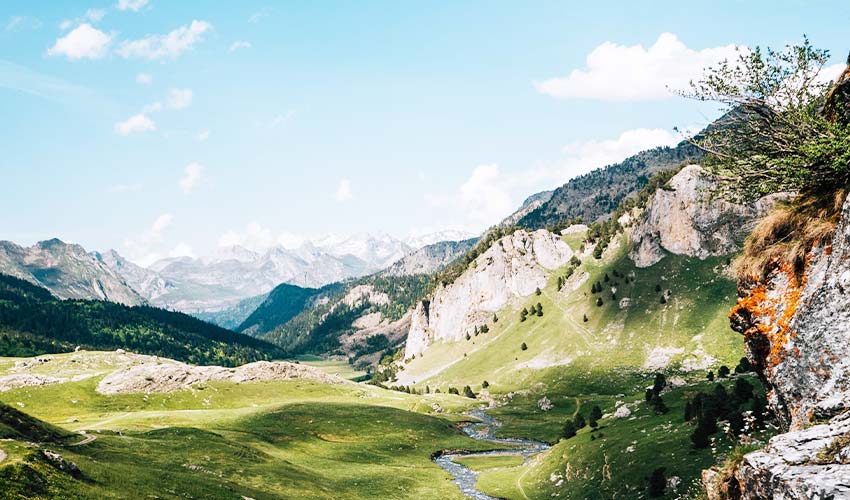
[400,233,740,392]
[0,351,490,499]
[0,274,283,365]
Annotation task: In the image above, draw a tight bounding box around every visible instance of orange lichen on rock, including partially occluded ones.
[729,259,808,372]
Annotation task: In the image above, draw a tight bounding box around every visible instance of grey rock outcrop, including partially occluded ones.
[629,165,784,267]
[404,229,573,358]
[712,195,850,498]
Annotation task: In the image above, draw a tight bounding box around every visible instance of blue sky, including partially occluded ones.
[1,1,848,264]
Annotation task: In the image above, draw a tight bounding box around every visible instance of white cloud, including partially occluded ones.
[85,9,106,23]
[335,179,353,202]
[179,162,204,193]
[123,213,173,266]
[535,33,741,101]
[168,243,195,258]
[229,41,251,53]
[557,128,680,177]
[196,130,210,141]
[116,20,212,60]
[426,164,515,230]
[425,128,683,231]
[818,63,847,86]
[135,72,152,85]
[47,24,113,60]
[59,19,73,31]
[117,0,149,12]
[114,113,155,135]
[218,222,274,251]
[166,88,192,109]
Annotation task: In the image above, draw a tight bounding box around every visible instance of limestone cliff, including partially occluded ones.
[629,165,783,267]
[404,229,573,358]
[707,194,850,499]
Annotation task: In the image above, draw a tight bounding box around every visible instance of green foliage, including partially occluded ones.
[682,37,850,199]
[520,342,528,351]
[0,274,281,366]
[562,420,577,439]
[462,385,476,399]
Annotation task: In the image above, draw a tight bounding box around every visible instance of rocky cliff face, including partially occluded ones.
[0,239,143,306]
[404,229,573,358]
[708,194,850,499]
[629,165,783,267]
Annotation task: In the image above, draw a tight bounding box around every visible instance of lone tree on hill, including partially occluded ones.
[520,342,528,351]
[463,385,476,399]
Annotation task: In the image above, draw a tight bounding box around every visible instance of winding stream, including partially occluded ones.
[435,408,551,500]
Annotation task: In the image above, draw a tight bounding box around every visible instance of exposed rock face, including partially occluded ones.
[711,195,850,498]
[0,239,143,306]
[96,249,174,302]
[97,358,346,394]
[381,238,477,277]
[404,229,573,358]
[734,410,850,500]
[629,165,783,267]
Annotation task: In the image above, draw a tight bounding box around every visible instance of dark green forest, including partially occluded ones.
[0,274,282,365]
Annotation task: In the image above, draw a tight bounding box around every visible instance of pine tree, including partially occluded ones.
[590,405,603,421]
[493,313,498,323]
[648,467,666,497]
[482,380,489,389]
[535,287,542,296]
[596,297,603,307]
[520,342,528,351]
[583,314,589,322]
[463,385,476,399]
[707,370,715,382]
[588,415,598,429]
[562,420,577,439]
[718,365,731,378]
[574,413,586,429]
[536,302,543,316]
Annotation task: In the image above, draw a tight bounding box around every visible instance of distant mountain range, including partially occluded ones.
[0,231,477,317]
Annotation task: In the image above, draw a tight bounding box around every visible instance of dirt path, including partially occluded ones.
[0,448,6,464]
[68,434,96,447]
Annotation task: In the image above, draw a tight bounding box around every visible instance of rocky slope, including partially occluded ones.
[404,229,573,358]
[709,197,850,498]
[381,238,477,277]
[0,239,142,306]
[629,165,786,267]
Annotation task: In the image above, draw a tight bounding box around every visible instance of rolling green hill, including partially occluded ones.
[0,351,488,500]
[0,274,283,365]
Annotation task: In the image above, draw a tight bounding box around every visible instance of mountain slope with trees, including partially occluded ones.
[0,274,282,365]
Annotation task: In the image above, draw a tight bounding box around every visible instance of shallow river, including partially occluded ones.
[435,408,551,500]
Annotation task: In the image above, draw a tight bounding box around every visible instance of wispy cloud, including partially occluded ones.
[116,0,149,12]
[135,72,152,85]
[116,20,212,60]
[179,162,204,193]
[114,113,155,135]
[229,41,251,53]
[269,109,295,128]
[5,15,42,32]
